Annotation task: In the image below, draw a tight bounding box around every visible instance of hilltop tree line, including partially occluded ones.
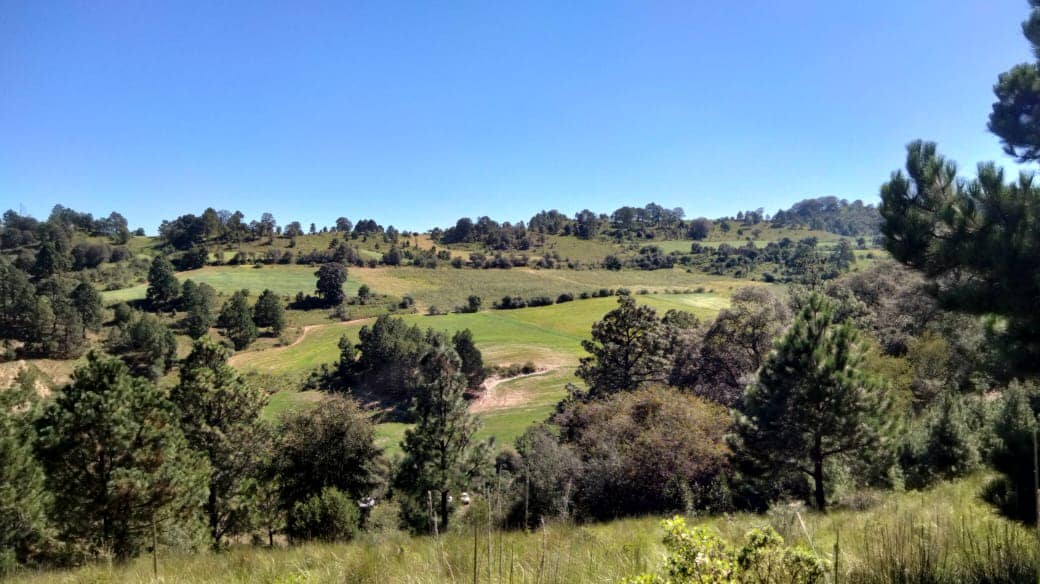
[436,198,879,250]
[157,208,401,251]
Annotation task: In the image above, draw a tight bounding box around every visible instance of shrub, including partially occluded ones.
[550,386,732,520]
[526,296,553,307]
[621,518,825,584]
[495,296,526,310]
[287,487,360,543]
[556,292,574,303]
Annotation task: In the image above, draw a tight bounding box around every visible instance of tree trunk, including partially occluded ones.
[207,488,220,550]
[812,439,827,512]
[440,489,450,532]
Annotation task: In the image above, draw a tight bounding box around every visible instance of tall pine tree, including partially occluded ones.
[35,353,207,560]
[394,345,491,532]
[146,256,180,310]
[576,295,671,398]
[0,368,50,570]
[219,289,258,350]
[731,293,890,512]
[171,337,268,548]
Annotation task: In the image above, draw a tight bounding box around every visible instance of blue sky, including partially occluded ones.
[0,1,1032,233]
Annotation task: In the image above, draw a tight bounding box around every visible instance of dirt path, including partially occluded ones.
[228,317,373,367]
[469,369,555,413]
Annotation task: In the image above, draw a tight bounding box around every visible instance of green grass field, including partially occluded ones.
[87,260,767,458]
[351,266,751,312]
[233,292,737,453]
[11,475,1031,584]
[100,265,364,305]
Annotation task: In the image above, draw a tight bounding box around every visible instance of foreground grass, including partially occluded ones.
[11,476,1033,583]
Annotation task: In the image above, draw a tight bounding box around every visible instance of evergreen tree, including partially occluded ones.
[880,142,1040,375]
[394,345,490,532]
[0,369,51,570]
[576,295,670,398]
[218,289,258,350]
[920,394,980,480]
[452,328,485,390]
[35,353,207,560]
[171,337,268,548]
[901,393,980,489]
[146,256,180,310]
[731,293,890,512]
[985,381,1040,523]
[181,280,217,339]
[0,262,36,341]
[32,241,71,278]
[37,285,86,358]
[25,296,56,356]
[989,1,1040,162]
[70,281,104,333]
[314,262,347,306]
[253,289,286,335]
[107,312,177,380]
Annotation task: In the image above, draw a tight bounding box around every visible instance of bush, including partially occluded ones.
[526,296,553,307]
[621,518,825,584]
[287,487,360,543]
[556,292,574,303]
[495,296,526,310]
[548,386,732,520]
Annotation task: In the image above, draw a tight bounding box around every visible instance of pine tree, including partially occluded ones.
[32,241,71,278]
[253,289,286,335]
[921,394,980,480]
[35,353,207,560]
[0,369,50,570]
[219,289,258,350]
[986,381,1040,523]
[731,293,890,512]
[452,328,485,390]
[989,1,1040,162]
[0,262,36,341]
[107,312,177,380]
[146,256,180,310]
[576,295,671,397]
[171,337,268,548]
[181,280,217,339]
[394,345,490,532]
[70,281,104,333]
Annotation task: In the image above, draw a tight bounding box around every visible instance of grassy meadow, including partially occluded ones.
[11,475,1034,584]
[231,290,737,453]
[100,264,364,305]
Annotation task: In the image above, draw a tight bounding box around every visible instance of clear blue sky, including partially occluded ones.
[0,1,1032,233]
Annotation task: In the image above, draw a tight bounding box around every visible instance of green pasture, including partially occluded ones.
[236,292,737,453]
[351,266,753,312]
[100,264,363,305]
